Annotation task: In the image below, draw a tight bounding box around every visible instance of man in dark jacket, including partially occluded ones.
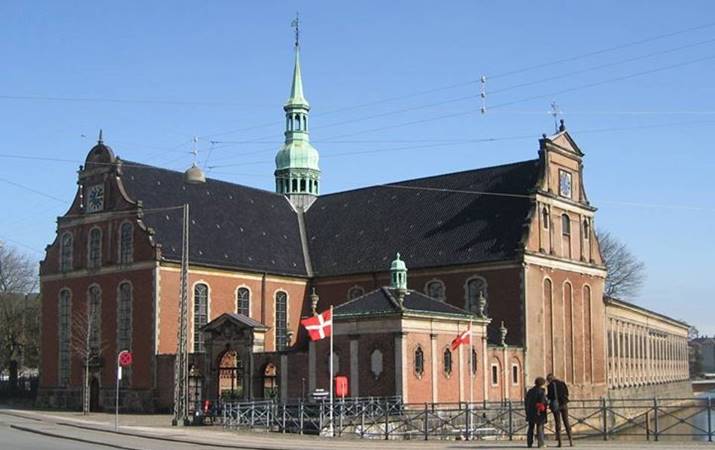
[525,377,548,448]
[547,373,573,447]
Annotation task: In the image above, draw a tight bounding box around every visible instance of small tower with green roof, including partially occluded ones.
[275,22,320,210]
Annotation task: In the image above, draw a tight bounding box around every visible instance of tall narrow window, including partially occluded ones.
[119,223,133,264]
[117,282,132,351]
[414,346,425,376]
[425,280,445,301]
[237,287,250,316]
[60,232,73,272]
[117,282,132,385]
[87,286,102,353]
[466,276,488,314]
[88,227,102,269]
[193,284,208,353]
[561,214,571,236]
[542,207,549,229]
[583,218,590,239]
[275,291,288,351]
[512,364,519,384]
[443,348,453,376]
[491,364,499,385]
[471,347,478,375]
[58,289,71,386]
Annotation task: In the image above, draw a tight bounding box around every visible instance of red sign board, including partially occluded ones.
[335,375,348,398]
[118,351,133,367]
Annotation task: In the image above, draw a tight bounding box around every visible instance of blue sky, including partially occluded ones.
[1,1,713,334]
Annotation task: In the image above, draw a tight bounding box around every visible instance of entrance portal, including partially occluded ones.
[218,350,243,400]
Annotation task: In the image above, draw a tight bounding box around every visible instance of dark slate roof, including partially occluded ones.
[203,312,268,331]
[305,160,541,276]
[120,161,308,276]
[334,287,473,319]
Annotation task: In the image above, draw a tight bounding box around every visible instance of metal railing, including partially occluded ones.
[219,395,714,441]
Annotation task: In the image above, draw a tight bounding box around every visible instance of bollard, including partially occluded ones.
[250,401,255,429]
[653,398,659,442]
[424,403,429,440]
[282,404,286,433]
[299,401,304,435]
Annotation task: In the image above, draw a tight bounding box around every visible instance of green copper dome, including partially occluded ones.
[275,139,320,171]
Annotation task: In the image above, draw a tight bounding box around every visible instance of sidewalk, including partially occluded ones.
[2,407,713,449]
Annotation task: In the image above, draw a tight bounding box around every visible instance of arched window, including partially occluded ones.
[117,282,132,352]
[471,347,478,375]
[300,179,306,192]
[561,214,571,236]
[88,227,102,269]
[443,348,453,376]
[237,287,250,316]
[58,289,71,386]
[291,179,298,192]
[119,223,133,264]
[512,363,520,385]
[347,286,365,300]
[542,207,549,229]
[117,282,132,385]
[414,346,425,376]
[87,286,102,353]
[60,232,73,272]
[275,291,288,351]
[465,276,488,314]
[370,349,383,378]
[425,280,445,301]
[491,363,499,385]
[193,283,208,353]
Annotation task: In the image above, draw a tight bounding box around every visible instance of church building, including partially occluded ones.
[37,41,690,412]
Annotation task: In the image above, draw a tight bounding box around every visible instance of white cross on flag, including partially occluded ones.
[451,323,472,350]
[301,308,332,341]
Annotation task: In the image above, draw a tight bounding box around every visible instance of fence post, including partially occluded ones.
[361,405,366,438]
[339,402,344,437]
[466,401,471,441]
[282,404,286,433]
[707,395,712,443]
[250,401,255,429]
[645,410,650,441]
[384,398,390,440]
[508,400,514,441]
[601,397,608,441]
[423,403,429,440]
[653,398,659,442]
[299,401,304,435]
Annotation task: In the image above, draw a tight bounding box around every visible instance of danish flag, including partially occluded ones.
[451,323,472,351]
[301,308,332,341]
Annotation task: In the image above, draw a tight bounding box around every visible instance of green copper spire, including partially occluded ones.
[275,23,320,209]
[285,48,309,109]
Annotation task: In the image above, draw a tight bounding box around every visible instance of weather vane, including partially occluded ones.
[550,101,562,133]
[291,12,300,48]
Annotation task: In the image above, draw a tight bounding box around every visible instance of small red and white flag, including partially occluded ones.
[301,308,332,341]
[451,323,472,350]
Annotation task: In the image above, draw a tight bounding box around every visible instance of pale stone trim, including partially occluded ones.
[430,334,437,403]
[524,254,606,277]
[160,265,307,285]
[42,261,155,281]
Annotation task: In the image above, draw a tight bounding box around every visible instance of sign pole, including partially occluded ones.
[115,353,122,431]
[329,305,334,437]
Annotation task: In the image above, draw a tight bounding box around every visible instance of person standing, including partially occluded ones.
[525,377,548,448]
[547,373,573,447]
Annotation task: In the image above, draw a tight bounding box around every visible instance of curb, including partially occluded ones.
[10,424,142,450]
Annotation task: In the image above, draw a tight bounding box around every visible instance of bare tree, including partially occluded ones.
[0,242,39,390]
[70,297,106,415]
[597,230,646,300]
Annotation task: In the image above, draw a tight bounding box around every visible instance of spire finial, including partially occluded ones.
[291,12,300,49]
[97,129,103,145]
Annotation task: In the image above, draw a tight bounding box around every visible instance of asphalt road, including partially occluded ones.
[1,409,713,450]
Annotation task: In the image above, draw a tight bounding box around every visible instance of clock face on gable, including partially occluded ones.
[86,184,105,213]
[559,170,572,198]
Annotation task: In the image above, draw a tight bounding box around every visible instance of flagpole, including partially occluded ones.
[329,305,334,437]
[469,320,473,407]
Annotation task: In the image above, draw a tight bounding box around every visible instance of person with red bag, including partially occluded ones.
[525,377,549,448]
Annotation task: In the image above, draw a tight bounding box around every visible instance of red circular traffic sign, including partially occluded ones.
[118,351,133,367]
